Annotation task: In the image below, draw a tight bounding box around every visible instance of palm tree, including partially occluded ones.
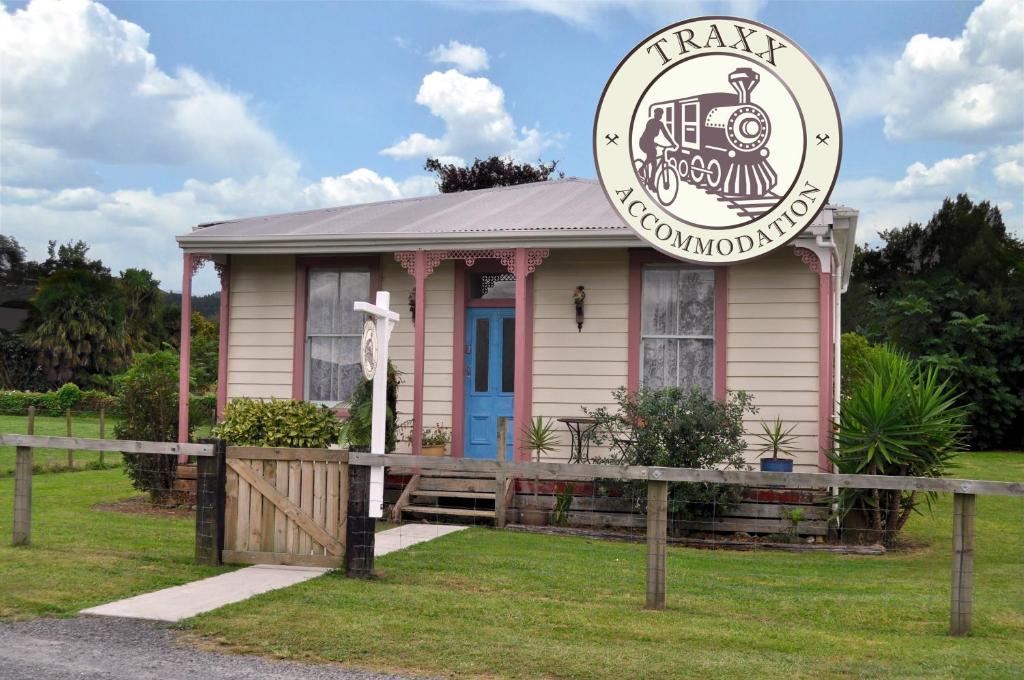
[27,268,127,386]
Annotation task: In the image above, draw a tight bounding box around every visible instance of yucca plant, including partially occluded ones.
[830,345,967,547]
[753,416,798,460]
[522,416,560,463]
[522,416,561,505]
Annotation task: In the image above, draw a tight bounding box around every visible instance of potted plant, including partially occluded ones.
[412,422,449,457]
[519,417,560,525]
[753,416,798,472]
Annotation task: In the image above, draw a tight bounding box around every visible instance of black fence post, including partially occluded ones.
[194,439,226,566]
[346,463,376,578]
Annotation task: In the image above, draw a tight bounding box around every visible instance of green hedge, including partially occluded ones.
[214,398,342,448]
[0,384,217,418]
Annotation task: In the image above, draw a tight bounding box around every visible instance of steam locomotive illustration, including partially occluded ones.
[635,67,778,206]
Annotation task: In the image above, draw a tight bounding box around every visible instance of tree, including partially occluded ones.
[0,235,27,282]
[843,195,1024,449]
[40,240,110,277]
[26,267,127,388]
[425,156,561,193]
[120,268,165,354]
[190,311,219,393]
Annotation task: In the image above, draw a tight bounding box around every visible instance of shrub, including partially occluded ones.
[587,387,755,520]
[0,330,47,391]
[54,383,82,411]
[841,332,885,401]
[215,398,342,448]
[342,362,401,452]
[830,346,968,547]
[113,351,182,500]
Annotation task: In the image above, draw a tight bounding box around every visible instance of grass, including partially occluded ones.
[0,451,1018,677]
[0,412,124,475]
[182,452,1024,679]
[0,467,232,620]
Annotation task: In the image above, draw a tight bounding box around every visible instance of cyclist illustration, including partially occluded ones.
[635,107,679,205]
[638,109,674,191]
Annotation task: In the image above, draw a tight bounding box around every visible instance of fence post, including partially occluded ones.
[27,405,35,435]
[65,408,73,467]
[13,446,33,546]
[494,417,508,529]
[345,463,375,578]
[646,479,668,610]
[98,407,106,465]
[194,440,226,566]
[950,492,976,636]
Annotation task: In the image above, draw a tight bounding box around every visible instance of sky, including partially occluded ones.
[1,0,1022,294]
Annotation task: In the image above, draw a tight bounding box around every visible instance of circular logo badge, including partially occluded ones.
[360,319,378,381]
[594,16,841,264]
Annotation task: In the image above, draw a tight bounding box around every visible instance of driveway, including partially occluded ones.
[0,616,429,680]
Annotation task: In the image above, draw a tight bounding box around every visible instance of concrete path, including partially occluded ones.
[375,522,466,555]
[80,523,466,622]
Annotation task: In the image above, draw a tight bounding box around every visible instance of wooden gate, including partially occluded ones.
[224,447,349,568]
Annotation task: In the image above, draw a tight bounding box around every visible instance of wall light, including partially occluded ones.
[573,286,586,332]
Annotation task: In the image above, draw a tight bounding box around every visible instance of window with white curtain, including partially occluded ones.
[305,268,371,404]
[640,266,715,395]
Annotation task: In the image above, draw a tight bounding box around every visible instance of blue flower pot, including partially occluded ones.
[760,458,794,473]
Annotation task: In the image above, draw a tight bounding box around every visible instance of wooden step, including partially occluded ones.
[412,490,496,500]
[418,478,497,493]
[404,506,495,519]
[421,470,497,479]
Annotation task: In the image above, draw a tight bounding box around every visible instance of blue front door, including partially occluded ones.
[464,307,515,460]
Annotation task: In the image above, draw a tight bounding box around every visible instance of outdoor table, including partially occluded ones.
[557,417,598,463]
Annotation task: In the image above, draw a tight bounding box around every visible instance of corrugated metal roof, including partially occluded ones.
[187,178,629,239]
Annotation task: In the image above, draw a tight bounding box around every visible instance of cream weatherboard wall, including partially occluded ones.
[226,255,296,400]
[383,258,455,452]
[223,249,824,470]
[726,249,822,472]
[530,249,630,462]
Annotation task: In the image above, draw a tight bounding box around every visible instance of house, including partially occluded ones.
[175,178,858,472]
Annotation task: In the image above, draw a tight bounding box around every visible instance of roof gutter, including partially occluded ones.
[176,229,646,254]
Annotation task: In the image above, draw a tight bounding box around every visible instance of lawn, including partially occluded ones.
[0,468,232,620]
[0,412,216,476]
[0,412,122,475]
[183,452,1024,679]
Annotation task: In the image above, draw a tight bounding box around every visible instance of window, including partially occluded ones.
[470,272,515,299]
[640,266,714,395]
[305,268,371,404]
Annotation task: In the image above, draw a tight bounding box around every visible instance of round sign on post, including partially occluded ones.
[360,319,378,381]
[594,16,842,264]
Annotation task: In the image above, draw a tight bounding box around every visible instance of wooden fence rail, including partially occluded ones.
[3,434,220,565]
[346,450,1023,636]
[5,433,1022,638]
[348,452,1024,497]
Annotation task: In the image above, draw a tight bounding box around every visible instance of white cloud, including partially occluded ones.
[0,0,444,294]
[836,151,1023,243]
[429,40,489,73]
[380,68,560,164]
[458,0,764,30]
[994,161,1024,186]
[1,165,437,294]
[0,0,290,184]
[834,0,1023,144]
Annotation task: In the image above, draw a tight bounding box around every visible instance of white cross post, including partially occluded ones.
[353,291,399,519]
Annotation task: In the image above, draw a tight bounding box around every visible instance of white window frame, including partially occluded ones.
[303,267,370,406]
[639,264,716,396]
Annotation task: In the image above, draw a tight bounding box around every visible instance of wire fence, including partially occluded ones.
[2,431,1022,672]
[0,405,219,476]
[0,434,223,622]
